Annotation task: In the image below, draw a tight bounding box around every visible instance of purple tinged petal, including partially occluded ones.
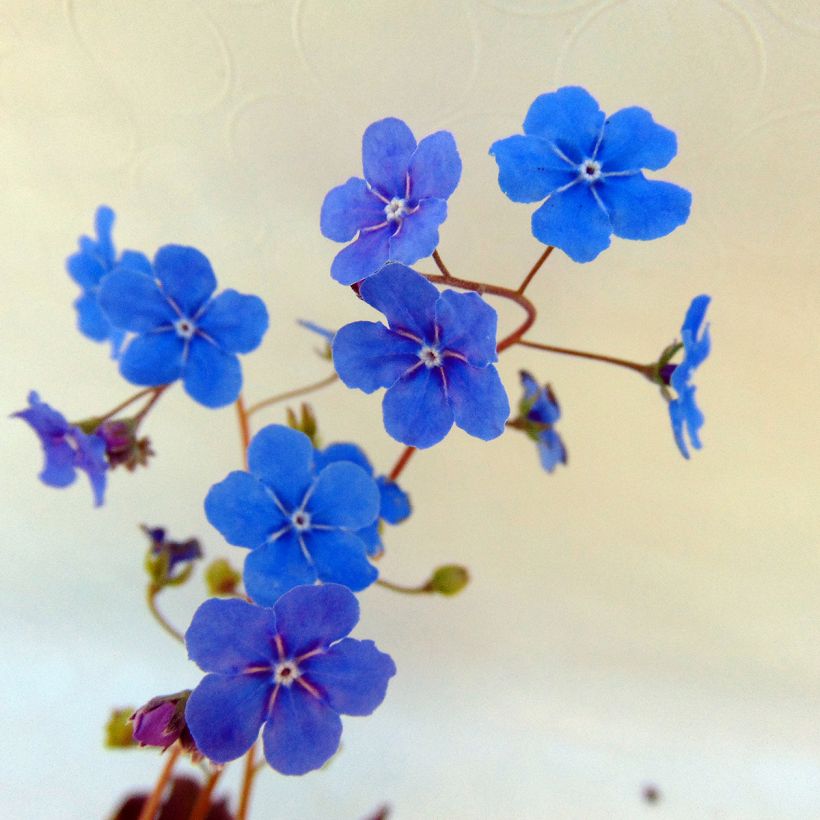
[247,425,314,510]
[444,360,509,441]
[74,292,111,342]
[435,290,499,367]
[321,177,387,242]
[306,462,380,530]
[388,198,448,267]
[531,183,612,263]
[39,438,77,487]
[262,683,342,776]
[489,134,578,203]
[272,583,359,657]
[186,673,270,764]
[377,477,411,525]
[537,431,567,473]
[244,534,318,606]
[302,529,377,592]
[13,393,76,488]
[598,107,677,171]
[523,86,605,161]
[407,130,462,200]
[99,269,176,332]
[183,339,242,408]
[186,598,278,673]
[131,701,178,749]
[73,429,107,506]
[332,321,419,393]
[359,263,439,339]
[314,443,373,474]
[382,366,453,449]
[197,290,269,354]
[362,117,417,198]
[119,331,184,385]
[205,470,286,548]
[154,245,217,317]
[303,638,396,716]
[330,226,391,286]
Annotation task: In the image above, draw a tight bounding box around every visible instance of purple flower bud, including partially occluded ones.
[131,699,179,749]
[658,363,677,386]
[98,420,154,471]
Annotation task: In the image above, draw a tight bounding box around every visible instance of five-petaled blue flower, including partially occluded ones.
[12,391,107,506]
[66,206,151,357]
[99,245,269,408]
[315,442,411,557]
[185,584,396,775]
[519,371,567,473]
[321,118,462,285]
[490,86,692,263]
[333,263,510,448]
[667,295,711,459]
[205,425,380,605]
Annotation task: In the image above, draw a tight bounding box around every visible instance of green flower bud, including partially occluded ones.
[426,564,470,596]
[105,707,136,749]
[205,558,241,596]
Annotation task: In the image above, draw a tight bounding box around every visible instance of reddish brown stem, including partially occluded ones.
[517,246,554,295]
[235,395,251,468]
[133,385,169,430]
[189,767,224,820]
[137,745,181,820]
[236,744,258,820]
[517,339,652,377]
[246,373,338,417]
[388,446,416,482]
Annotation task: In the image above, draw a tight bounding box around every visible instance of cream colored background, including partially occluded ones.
[1,1,819,818]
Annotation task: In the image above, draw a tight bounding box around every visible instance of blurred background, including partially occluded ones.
[1,1,819,817]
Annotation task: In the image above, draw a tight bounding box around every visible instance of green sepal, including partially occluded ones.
[205,558,242,596]
[105,708,136,749]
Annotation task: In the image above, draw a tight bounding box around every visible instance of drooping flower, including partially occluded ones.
[98,245,269,408]
[321,118,462,285]
[96,419,154,471]
[142,525,203,577]
[332,263,510,448]
[66,206,151,357]
[490,86,691,263]
[666,295,711,458]
[518,371,567,473]
[314,442,411,557]
[12,391,107,506]
[184,585,396,775]
[205,425,380,605]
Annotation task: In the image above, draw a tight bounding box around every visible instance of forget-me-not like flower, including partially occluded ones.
[205,425,380,605]
[185,584,396,775]
[490,86,691,262]
[12,391,108,506]
[314,442,411,557]
[333,263,510,448]
[321,118,462,285]
[519,371,567,473]
[99,245,268,408]
[66,206,151,357]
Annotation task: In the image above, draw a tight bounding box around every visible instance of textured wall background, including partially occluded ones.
[1,1,819,818]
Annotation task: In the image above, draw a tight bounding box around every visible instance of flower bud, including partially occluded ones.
[97,419,154,471]
[130,691,199,759]
[426,564,469,596]
[205,558,241,596]
[142,525,202,588]
[105,707,136,749]
[286,403,320,446]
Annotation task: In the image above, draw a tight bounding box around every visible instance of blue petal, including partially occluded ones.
[154,245,217,317]
[304,529,377,591]
[531,183,612,263]
[262,682,342,776]
[306,462,380,530]
[119,331,184,385]
[39,439,77,488]
[118,250,152,274]
[244,534,318,606]
[359,262,439,340]
[677,294,711,373]
[321,177,387,242]
[444,360,509,441]
[273,583,359,657]
[330,226,391,286]
[74,292,111,342]
[197,290,269,354]
[73,429,107,506]
[13,393,75,488]
[523,86,605,162]
[435,290,499,367]
[669,385,704,459]
[205,470,287,548]
[599,173,691,240]
[186,673,270,764]
[247,425,314,510]
[303,638,396,717]
[93,205,116,265]
[537,430,567,473]
[298,319,335,342]
[183,339,242,408]
[99,269,175,332]
[314,443,373,474]
[332,321,419,393]
[362,117,416,199]
[521,371,561,425]
[383,366,453,449]
[598,107,677,172]
[66,251,106,289]
[489,134,577,203]
[356,522,382,556]
[377,477,411,524]
[186,598,278,673]
[388,199,447,267]
[407,131,462,200]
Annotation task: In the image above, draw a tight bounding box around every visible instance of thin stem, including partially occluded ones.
[189,767,224,820]
[96,387,156,424]
[518,339,652,376]
[146,587,184,643]
[236,744,259,820]
[376,577,430,595]
[137,744,182,820]
[133,386,169,430]
[246,373,339,417]
[431,249,453,280]
[236,395,251,468]
[388,446,416,482]
[517,246,554,295]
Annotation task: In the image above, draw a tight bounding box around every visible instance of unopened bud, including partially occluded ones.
[426,564,470,596]
[130,690,200,759]
[205,558,241,596]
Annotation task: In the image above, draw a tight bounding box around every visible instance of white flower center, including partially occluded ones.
[174,317,196,339]
[291,510,311,532]
[384,197,409,222]
[274,660,300,686]
[579,159,602,182]
[418,344,443,368]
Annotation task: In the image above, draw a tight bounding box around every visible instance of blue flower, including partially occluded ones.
[184,585,396,775]
[98,245,269,408]
[332,263,510,448]
[66,206,152,357]
[519,372,567,473]
[490,86,691,263]
[205,425,380,605]
[12,391,107,506]
[321,118,462,285]
[314,442,411,557]
[667,295,711,458]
